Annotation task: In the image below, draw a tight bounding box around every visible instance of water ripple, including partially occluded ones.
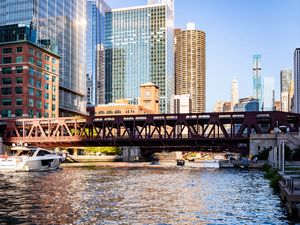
[0,168,294,224]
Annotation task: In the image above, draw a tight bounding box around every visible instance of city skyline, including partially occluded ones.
[106,0,300,111]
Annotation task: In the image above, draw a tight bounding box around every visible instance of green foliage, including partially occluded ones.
[84,146,121,155]
[257,147,271,160]
[263,163,281,192]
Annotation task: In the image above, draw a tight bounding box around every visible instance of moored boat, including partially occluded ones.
[0,146,63,172]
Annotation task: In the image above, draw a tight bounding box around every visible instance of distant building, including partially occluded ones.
[105,0,174,113]
[223,102,232,112]
[86,0,110,106]
[170,94,192,114]
[263,77,275,111]
[231,79,239,111]
[175,23,206,112]
[213,101,224,112]
[274,100,281,111]
[253,55,262,110]
[280,69,293,112]
[289,80,294,112]
[88,83,159,116]
[234,97,259,112]
[0,24,59,118]
[294,48,300,113]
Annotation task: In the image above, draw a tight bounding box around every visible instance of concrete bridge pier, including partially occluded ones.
[121,146,141,162]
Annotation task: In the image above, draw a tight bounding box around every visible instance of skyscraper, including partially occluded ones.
[0,0,87,116]
[86,0,109,106]
[280,69,292,112]
[253,55,262,110]
[175,23,206,113]
[105,0,174,113]
[231,79,239,111]
[294,48,300,113]
[263,77,275,111]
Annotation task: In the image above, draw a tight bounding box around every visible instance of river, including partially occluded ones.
[0,166,297,224]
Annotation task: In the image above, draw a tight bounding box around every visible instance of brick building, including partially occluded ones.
[0,24,59,118]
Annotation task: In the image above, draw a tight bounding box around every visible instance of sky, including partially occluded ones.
[105,0,300,111]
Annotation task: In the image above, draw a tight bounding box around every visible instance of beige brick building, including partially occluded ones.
[175,23,206,113]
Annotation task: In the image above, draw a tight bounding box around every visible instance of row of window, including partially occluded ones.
[2,77,23,85]
[1,87,22,95]
[29,47,57,64]
[1,99,22,106]
[1,109,56,118]
[2,47,23,54]
[2,56,23,64]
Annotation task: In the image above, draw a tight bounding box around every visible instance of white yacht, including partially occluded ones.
[0,146,63,172]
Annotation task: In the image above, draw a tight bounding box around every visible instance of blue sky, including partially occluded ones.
[106,0,300,111]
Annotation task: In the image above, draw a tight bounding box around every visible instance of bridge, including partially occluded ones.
[1,111,300,152]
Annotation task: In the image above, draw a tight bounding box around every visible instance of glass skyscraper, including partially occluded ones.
[253,54,262,110]
[86,0,109,106]
[294,48,300,113]
[105,0,174,113]
[0,0,87,115]
[263,77,275,111]
[280,69,292,112]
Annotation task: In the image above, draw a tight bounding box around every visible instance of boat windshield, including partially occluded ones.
[9,150,35,157]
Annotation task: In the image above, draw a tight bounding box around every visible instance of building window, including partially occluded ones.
[36,90,42,98]
[28,87,34,96]
[28,109,34,118]
[44,83,49,90]
[36,100,42,109]
[29,99,34,107]
[36,70,42,78]
[2,78,12,85]
[29,57,34,64]
[2,48,12,54]
[16,77,23,84]
[36,81,41,88]
[15,87,23,94]
[52,104,56,111]
[2,99,12,106]
[52,58,57,64]
[52,94,56,101]
[15,109,22,117]
[52,76,57,83]
[29,67,34,76]
[16,56,23,63]
[29,48,34,55]
[106,110,113,114]
[2,67,12,74]
[45,103,49,110]
[52,86,56,92]
[2,57,12,64]
[36,60,42,67]
[45,55,50,61]
[115,110,121,114]
[36,111,42,118]
[16,99,22,106]
[52,67,57,73]
[1,87,12,95]
[44,92,49,99]
[44,64,50,71]
[16,66,23,73]
[44,112,49,118]
[44,73,50,80]
[1,109,12,117]
[16,47,23,53]
[29,78,34,86]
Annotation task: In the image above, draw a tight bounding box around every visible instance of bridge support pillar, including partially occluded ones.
[121,146,141,162]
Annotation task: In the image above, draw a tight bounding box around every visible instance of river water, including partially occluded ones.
[0,166,296,224]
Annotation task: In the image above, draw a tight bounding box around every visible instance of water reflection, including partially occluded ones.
[0,168,293,224]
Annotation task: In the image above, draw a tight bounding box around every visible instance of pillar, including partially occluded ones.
[121,146,141,162]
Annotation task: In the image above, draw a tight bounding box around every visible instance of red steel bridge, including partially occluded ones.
[0,111,300,152]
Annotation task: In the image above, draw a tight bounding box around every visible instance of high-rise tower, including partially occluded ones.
[280,69,293,112]
[86,0,110,106]
[175,23,206,113]
[105,0,174,113]
[263,77,275,111]
[253,55,262,110]
[294,48,300,113]
[231,79,239,111]
[0,0,87,116]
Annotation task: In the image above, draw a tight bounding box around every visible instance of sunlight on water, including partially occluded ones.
[0,167,293,224]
